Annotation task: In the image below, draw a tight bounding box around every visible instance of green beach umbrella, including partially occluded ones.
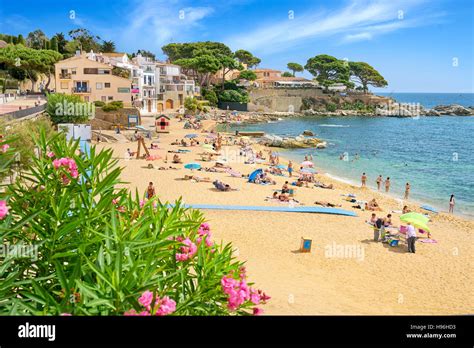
[202,144,214,150]
[400,212,430,231]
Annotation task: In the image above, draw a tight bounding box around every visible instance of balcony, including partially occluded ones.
[72,87,91,93]
[60,73,72,79]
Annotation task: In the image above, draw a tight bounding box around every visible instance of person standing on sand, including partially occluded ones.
[406,222,417,253]
[361,173,367,188]
[376,175,383,190]
[288,160,293,177]
[449,194,455,213]
[385,177,391,192]
[404,183,410,200]
[146,182,156,199]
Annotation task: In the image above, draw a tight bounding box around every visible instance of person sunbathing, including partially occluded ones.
[314,181,333,189]
[314,201,342,208]
[184,175,211,182]
[172,154,182,164]
[213,180,237,191]
[367,199,382,211]
[402,205,411,214]
[171,139,180,145]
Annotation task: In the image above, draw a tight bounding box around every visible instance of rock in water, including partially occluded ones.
[302,130,314,136]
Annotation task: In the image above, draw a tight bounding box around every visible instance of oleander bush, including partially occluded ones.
[0,131,269,315]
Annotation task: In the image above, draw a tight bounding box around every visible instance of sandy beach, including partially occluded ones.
[95,114,474,315]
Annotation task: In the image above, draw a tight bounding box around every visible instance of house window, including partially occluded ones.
[98,69,110,74]
[105,83,111,88]
[108,96,113,100]
[96,83,103,90]
[60,82,68,89]
[84,68,99,74]
[101,96,107,102]
[71,69,76,75]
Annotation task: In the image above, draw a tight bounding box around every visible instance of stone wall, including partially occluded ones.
[248,88,389,112]
[91,107,141,130]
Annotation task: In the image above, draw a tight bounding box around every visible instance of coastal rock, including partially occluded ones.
[423,109,442,116]
[432,104,473,116]
[259,135,326,149]
[302,130,314,136]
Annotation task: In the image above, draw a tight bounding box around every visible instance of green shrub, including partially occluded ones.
[202,88,218,107]
[0,133,269,315]
[218,90,249,103]
[94,101,106,107]
[109,101,124,108]
[326,103,337,112]
[102,104,120,112]
[46,93,93,124]
[0,117,55,178]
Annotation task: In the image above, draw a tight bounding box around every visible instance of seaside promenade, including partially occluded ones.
[95,114,474,315]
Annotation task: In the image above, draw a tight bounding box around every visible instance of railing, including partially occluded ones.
[60,73,72,79]
[72,87,91,93]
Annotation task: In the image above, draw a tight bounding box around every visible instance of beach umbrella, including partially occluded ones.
[248,168,263,182]
[400,212,431,231]
[202,144,214,150]
[301,161,314,167]
[184,163,201,170]
[185,134,198,139]
[206,133,217,139]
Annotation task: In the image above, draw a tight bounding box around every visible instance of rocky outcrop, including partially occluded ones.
[302,130,314,136]
[259,134,327,149]
[427,104,474,116]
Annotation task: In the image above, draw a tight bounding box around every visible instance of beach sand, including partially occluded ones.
[95,115,474,315]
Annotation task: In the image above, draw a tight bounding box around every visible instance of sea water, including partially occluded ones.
[229,108,474,218]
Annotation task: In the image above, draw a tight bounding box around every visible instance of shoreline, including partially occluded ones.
[222,117,473,221]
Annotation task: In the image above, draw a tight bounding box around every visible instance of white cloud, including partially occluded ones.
[225,0,443,53]
[119,0,214,53]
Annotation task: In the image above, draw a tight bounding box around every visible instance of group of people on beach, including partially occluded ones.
[361,173,412,200]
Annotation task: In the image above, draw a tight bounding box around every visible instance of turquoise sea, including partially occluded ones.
[230,93,474,218]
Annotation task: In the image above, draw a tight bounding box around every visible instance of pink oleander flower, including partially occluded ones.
[138,290,154,308]
[126,291,176,316]
[1,144,10,153]
[221,270,269,312]
[253,307,264,316]
[52,157,79,183]
[47,151,55,158]
[155,296,176,316]
[60,313,72,316]
[112,198,119,205]
[0,200,9,220]
[52,159,61,169]
[117,206,126,213]
[139,200,146,208]
[175,237,197,262]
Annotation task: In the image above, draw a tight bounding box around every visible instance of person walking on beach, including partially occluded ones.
[288,160,293,177]
[146,182,156,199]
[404,183,410,200]
[376,175,383,190]
[449,194,455,213]
[361,173,367,188]
[385,177,391,192]
[406,222,417,253]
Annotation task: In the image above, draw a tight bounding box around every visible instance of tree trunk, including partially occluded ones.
[45,73,52,91]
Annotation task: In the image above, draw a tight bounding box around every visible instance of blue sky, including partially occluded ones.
[0,0,473,92]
